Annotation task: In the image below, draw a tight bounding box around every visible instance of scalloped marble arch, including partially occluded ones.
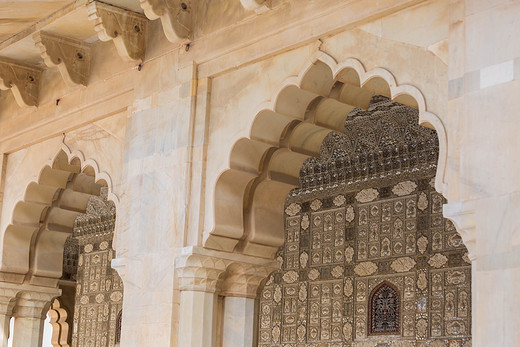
[0,144,119,286]
[205,51,449,259]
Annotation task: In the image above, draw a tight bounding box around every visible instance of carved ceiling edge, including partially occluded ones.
[443,201,476,261]
[33,31,91,87]
[0,58,41,108]
[87,1,148,62]
[140,0,192,43]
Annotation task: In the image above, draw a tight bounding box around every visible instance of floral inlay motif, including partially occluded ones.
[344,278,353,297]
[354,262,378,276]
[392,181,417,196]
[345,246,354,263]
[273,285,282,303]
[272,326,280,342]
[299,283,307,301]
[333,194,346,206]
[343,322,353,340]
[297,325,306,341]
[308,268,320,280]
[282,270,299,283]
[331,265,343,278]
[428,253,448,268]
[417,272,427,291]
[356,188,379,203]
[417,235,428,254]
[285,202,301,216]
[390,257,416,273]
[310,199,322,211]
[300,251,308,268]
[301,214,310,230]
[416,318,427,337]
[417,192,428,211]
[346,205,355,223]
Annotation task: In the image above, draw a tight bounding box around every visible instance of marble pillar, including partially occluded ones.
[178,290,219,347]
[175,247,278,347]
[221,296,256,347]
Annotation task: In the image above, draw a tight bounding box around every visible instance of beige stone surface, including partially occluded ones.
[0,0,518,346]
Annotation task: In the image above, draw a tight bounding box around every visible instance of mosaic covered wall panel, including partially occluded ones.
[258,178,471,347]
[71,197,123,347]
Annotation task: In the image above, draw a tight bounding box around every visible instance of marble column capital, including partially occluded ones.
[220,261,279,298]
[175,246,279,296]
[0,282,22,315]
[444,201,476,261]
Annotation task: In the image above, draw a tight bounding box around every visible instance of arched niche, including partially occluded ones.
[205,53,448,259]
[0,145,119,287]
[368,281,400,336]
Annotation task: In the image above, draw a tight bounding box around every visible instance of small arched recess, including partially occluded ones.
[0,145,119,286]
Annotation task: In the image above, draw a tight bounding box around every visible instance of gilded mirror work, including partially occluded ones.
[71,194,124,347]
[257,97,471,347]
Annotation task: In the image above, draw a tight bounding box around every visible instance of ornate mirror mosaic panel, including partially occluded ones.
[257,178,472,347]
[71,196,124,347]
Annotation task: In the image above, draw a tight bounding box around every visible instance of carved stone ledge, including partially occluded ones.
[240,0,272,12]
[0,58,41,107]
[176,246,279,295]
[444,201,477,261]
[87,1,148,62]
[140,0,192,43]
[33,31,91,87]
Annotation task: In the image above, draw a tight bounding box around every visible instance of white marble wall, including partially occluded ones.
[0,0,519,345]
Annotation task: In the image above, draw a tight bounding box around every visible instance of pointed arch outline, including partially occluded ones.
[206,50,449,259]
[0,143,120,285]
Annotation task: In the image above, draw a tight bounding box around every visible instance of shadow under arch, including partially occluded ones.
[0,145,119,286]
[205,52,448,259]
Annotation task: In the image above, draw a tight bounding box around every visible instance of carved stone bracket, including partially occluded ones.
[240,0,272,12]
[33,31,91,87]
[140,0,192,43]
[87,1,148,62]
[0,59,41,107]
[176,247,279,296]
[444,201,477,261]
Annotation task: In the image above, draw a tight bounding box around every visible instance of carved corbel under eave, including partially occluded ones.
[140,0,191,43]
[240,0,272,12]
[33,31,91,87]
[0,58,41,108]
[87,1,147,62]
